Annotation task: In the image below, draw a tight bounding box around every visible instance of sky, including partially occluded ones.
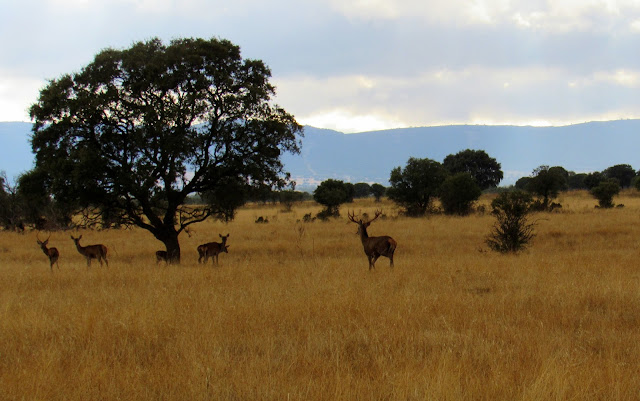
[1,0,640,133]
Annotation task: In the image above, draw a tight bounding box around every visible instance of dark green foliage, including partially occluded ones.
[353,183,372,198]
[313,179,353,217]
[486,191,535,253]
[278,190,307,212]
[370,183,386,202]
[603,164,636,188]
[515,176,531,190]
[567,172,588,190]
[439,173,482,216]
[526,165,567,210]
[387,157,447,216]
[29,37,302,262]
[442,149,503,190]
[590,178,621,208]
[584,172,605,189]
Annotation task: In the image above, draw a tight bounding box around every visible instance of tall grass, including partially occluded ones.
[1,191,640,400]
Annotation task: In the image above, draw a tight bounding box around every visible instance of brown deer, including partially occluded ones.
[155,250,169,264]
[70,235,108,267]
[348,210,397,270]
[197,234,229,265]
[37,233,60,271]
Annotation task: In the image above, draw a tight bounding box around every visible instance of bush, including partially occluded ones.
[590,179,620,208]
[486,191,535,253]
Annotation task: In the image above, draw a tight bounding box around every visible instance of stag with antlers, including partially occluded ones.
[70,235,109,268]
[197,234,229,265]
[37,233,60,271]
[348,210,397,270]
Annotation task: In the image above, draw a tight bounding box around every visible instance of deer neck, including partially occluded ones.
[359,225,370,242]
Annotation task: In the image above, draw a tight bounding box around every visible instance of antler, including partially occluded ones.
[369,210,383,223]
[347,211,359,223]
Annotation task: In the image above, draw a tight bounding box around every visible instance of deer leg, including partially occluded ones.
[104,256,108,267]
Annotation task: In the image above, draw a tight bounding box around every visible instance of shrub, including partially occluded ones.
[486,191,535,253]
[590,178,620,208]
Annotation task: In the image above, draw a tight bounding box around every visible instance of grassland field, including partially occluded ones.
[1,190,640,400]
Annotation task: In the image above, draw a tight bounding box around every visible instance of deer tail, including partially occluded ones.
[387,238,397,253]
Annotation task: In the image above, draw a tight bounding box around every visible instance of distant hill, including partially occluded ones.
[282,120,640,189]
[2,120,639,188]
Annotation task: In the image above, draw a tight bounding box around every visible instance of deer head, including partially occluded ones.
[348,210,382,235]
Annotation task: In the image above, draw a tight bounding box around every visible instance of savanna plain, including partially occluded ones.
[2,191,640,400]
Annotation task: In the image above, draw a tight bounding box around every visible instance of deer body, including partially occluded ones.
[37,235,60,271]
[155,250,168,264]
[70,235,108,267]
[348,211,397,270]
[198,234,229,265]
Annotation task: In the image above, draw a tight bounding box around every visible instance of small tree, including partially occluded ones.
[486,191,535,253]
[387,157,447,216]
[590,179,620,208]
[526,165,567,210]
[370,183,386,202]
[313,179,353,218]
[439,172,482,216]
[278,190,306,212]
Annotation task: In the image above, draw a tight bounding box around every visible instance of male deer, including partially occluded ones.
[155,250,169,264]
[348,210,397,270]
[37,233,60,271]
[197,234,229,265]
[70,235,108,267]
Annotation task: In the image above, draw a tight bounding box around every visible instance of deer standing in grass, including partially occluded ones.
[70,235,108,267]
[37,233,60,271]
[155,250,169,264]
[348,210,397,270]
[198,234,229,265]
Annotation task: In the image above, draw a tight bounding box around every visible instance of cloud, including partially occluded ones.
[1,0,640,130]
[0,70,42,121]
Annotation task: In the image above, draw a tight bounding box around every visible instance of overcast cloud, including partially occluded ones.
[1,0,639,132]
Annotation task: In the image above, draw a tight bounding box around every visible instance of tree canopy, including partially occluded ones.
[387,157,447,216]
[442,149,503,190]
[29,37,302,262]
[313,179,353,218]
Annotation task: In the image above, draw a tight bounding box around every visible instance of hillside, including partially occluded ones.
[282,120,640,188]
[2,120,640,187]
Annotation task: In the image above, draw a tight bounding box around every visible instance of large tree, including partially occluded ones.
[442,149,503,190]
[29,37,302,262]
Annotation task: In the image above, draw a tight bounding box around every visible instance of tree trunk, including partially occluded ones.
[156,228,181,264]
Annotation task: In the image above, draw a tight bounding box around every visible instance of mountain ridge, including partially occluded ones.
[2,120,639,188]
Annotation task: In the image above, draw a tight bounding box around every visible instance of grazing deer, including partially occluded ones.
[70,235,108,267]
[37,233,60,271]
[155,250,169,264]
[197,234,229,265]
[348,210,397,270]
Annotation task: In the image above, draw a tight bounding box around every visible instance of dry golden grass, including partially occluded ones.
[2,191,640,400]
